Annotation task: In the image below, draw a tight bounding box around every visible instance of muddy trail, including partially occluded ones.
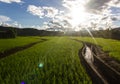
[0,38,48,59]
[73,39,120,84]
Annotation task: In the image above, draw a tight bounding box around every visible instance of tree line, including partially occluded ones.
[0,26,120,40]
[0,26,17,38]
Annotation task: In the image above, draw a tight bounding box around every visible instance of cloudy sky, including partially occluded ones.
[0,0,120,30]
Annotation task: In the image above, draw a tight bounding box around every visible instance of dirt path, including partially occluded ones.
[85,41,120,72]
[72,39,120,84]
[73,39,120,72]
[0,38,48,59]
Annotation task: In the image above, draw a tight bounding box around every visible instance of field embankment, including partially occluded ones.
[0,38,47,59]
[0,37,41,52]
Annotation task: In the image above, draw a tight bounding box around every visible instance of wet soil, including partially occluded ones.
[73,39,120,73]
[88,43,120,72]
[73,39,120,84]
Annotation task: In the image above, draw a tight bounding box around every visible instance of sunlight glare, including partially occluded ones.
[70,3,87,27]
[85,27,98,44]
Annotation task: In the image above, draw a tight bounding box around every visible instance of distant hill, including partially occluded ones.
[112,27,120,31]
[0,26,14,31]
[0,26,120,40]
[111,27,120,40]
[0,26,17,38]
[0,26,63,36]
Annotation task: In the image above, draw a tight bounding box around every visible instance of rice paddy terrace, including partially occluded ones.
[0,36,120,84]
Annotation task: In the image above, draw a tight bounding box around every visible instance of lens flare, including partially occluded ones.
[38,63,44,68]
[20,81,25,84]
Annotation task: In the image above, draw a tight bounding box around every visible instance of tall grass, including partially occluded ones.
[0,36,40,52]
[0,37,92,84]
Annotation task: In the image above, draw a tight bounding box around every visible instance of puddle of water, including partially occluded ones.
[84,46,94,63]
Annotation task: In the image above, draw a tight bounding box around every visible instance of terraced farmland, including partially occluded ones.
[0,37,92,84]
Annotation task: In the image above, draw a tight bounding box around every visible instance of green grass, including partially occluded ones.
[0,37,92,84]
[72,37,120,61]
[0,36,41,52]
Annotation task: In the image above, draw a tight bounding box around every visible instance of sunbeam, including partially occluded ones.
[85,27,98,44]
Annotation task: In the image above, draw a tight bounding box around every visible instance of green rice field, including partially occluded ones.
[0,36,120,84]
[0,37,41,53]
[0,37,92,84]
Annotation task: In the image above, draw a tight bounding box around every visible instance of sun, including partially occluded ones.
[70,5,87,27]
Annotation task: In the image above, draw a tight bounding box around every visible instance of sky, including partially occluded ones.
[0,0,120,30]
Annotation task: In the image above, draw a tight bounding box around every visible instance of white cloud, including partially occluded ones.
[108,0,120,7]
[0,15,11,22]
[62,0,120,14]
[27,0,120,30]
[27,5,44,18]
[29,25,41,29]
[0,21,22,28]
[0,15,22,28]
[27,5,58,18]
[62,0,88,9]
[0,0,23,3]
[61,0,120,29]
[43,7,58,18]
[11,21,22,28]
[45,13,74,31]
[111,14,120,21]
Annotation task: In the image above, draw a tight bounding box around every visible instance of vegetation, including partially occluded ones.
[0,37,92,84]
[72,37,120,61]
[111,28,120,40]
[0,27,17,39]
[0,37,40,52]
[0,26,63,36]
[1,26,120,40]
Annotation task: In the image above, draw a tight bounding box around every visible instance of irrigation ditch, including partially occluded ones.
[0,38,48,59]
[73,39,120,84]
